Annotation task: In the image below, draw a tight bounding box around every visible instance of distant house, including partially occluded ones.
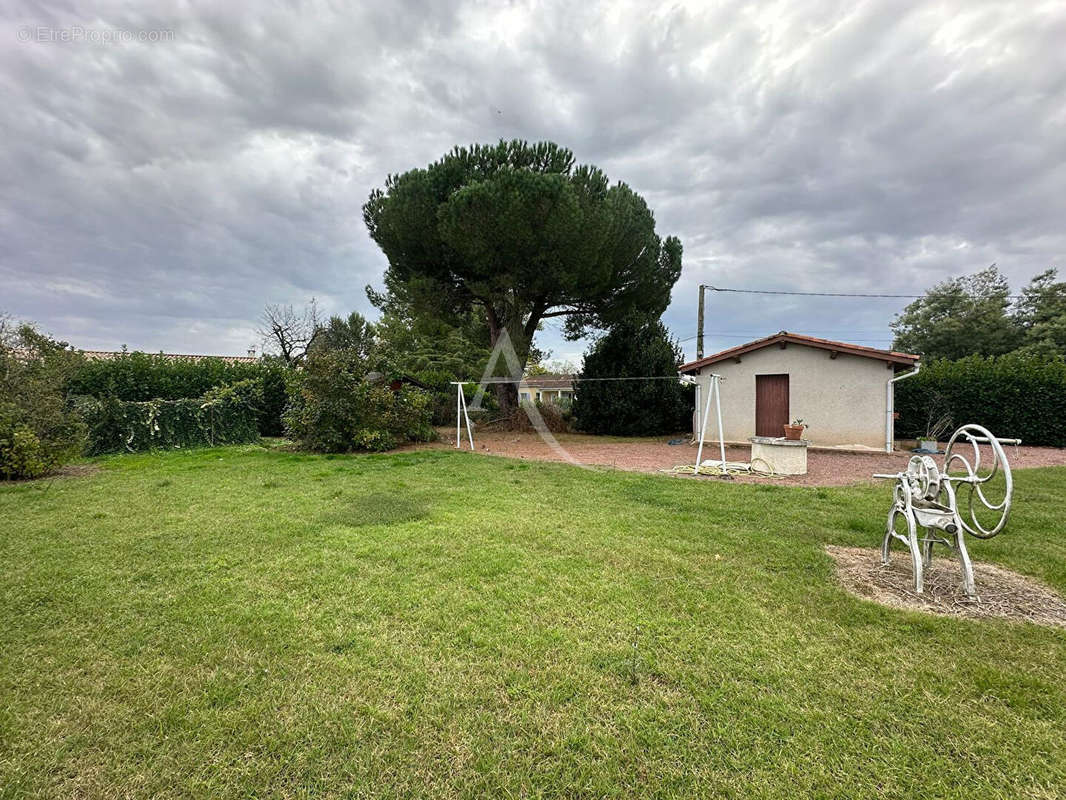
[679,332,920,451]
[519,374,575,404]
[80,349,260,364]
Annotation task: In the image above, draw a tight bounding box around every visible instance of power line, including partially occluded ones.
[571,376,683,382]
[707,284,1024,300]
[453,376,684,384]
[708,285,924,299]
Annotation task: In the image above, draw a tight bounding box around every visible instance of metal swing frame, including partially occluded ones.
[692,373,727,472]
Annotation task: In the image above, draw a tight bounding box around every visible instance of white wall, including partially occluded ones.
[692,344,896,449]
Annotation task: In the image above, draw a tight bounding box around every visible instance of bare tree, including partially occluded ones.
[257,299,321,365]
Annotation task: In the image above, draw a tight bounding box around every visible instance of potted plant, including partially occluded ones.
[919,412,953,452]
[783,418,806,440]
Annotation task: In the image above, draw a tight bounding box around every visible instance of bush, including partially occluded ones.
[75,379,261,455]
[0,416,48,480]
[574,318,693,436]
[283,350,435,453]
[0,321,88,480]
[67,352,290,436]
[895,353,1066,447]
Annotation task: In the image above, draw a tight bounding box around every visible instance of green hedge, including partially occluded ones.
[67,353,289,436]
[75,380,260,455]
[895,354,1066,447]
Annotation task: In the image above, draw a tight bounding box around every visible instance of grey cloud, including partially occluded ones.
[1,0,1063,359]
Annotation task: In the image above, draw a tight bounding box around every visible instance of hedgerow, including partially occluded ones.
[895,353,1066,447]
[75,379,261,455]
[67,352,289,436]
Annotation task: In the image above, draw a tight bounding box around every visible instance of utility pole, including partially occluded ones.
[696,284,707,359]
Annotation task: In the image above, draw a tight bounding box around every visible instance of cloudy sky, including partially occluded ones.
[3,1,1064,364]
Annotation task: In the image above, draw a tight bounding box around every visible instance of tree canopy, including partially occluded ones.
[890,265,1021,360]
[890,265,1066,361]
[363,140,683,412]
[1014,268,1066,356]
[307,311,375,360]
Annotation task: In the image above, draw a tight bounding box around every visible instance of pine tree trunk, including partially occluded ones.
[494,381,519,419]
[486,309,530,421]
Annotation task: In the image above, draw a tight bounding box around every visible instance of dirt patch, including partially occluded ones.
[1,463,101,484]
[56,463,101,479]
[827,545,1066,627]
[420,430,1066,487]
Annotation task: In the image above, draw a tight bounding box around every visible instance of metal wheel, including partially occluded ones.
[943,424,1013,539]
[906,455,941,502]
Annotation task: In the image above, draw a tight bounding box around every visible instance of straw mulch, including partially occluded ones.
[827,545,1066,628]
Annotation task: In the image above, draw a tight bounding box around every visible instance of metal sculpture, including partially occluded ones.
[874,424,1019,598]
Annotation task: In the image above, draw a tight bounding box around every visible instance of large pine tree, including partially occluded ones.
[363,140,683,415]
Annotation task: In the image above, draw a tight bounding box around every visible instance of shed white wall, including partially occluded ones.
[691,344,895,449]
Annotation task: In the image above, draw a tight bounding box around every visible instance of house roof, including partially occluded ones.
[520,373,575,389]
[679,331,920,373]
[81,350,259,364]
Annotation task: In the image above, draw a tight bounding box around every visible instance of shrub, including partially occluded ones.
[895,353,1066,447]
[67,352,290,436]
[0,416,48,480]
[75,379,260,455]
[283,350,435,452]
[574,318,693,436]
[0,321,87,480]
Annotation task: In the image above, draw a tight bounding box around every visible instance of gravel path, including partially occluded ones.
[422,431,1066,487]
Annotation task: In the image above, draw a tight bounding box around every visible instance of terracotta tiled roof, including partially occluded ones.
[80,350,259,364]
[679,331,919,373]
[520,373,575,389]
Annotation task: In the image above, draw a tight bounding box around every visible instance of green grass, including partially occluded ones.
[2,444,1065,799]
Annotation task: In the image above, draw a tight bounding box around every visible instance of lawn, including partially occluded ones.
[2,444,1065,798]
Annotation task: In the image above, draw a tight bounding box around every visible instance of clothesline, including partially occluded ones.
[448,376,695,385]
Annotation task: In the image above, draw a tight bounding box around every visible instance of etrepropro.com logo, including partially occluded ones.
[17,25,175,44]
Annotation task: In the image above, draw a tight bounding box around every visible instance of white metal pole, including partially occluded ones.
[456,382,461,448]
[713,376,726,467]
[459,384,475,450]
[694,374,715,470]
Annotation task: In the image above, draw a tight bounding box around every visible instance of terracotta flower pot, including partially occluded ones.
[783,424,805,441]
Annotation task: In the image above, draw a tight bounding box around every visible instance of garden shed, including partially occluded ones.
[679,332,920,451]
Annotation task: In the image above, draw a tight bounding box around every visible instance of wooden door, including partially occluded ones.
[755,374,789,437]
